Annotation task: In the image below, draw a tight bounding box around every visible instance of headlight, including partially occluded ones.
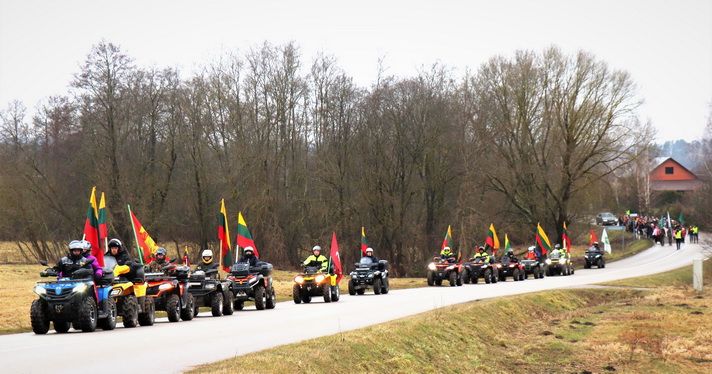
[248,277,259,283]
[206,283,216,289]
[34,285,46,295]
[545,259,552,265]
[349,272,356,276]
[427,263,436,271]
[110,288,122,296]
[294,276,304,284]
[496,264,502,268]
[72,283,88,293]
[315,274,326,283]
[368,273,374,278]
[446,265,455,270]
[560,259,567,264]
[158,283,173,291]
[509,264,516,268]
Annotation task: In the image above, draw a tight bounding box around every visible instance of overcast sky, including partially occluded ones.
[1,0,710,142]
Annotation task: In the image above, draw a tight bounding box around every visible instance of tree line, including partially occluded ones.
[0,42,658,274]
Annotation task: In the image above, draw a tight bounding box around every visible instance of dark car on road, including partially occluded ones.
[596,212,618,226]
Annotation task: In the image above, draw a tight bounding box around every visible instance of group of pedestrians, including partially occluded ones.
[620,213,699,249]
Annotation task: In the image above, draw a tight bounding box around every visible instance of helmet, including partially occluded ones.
[156,247,167,256]
[108,238,123,249]
[554,244,561,250]
[80,240,92,252]
[366,247,374,255]
[506,248,513,254]
[478,246,485,252]
[244,246,254,255]
[201,249,213,264]
[68,240,84,250]
[593,241,600,247]
[441,247,452,256]
[527,246,535,252]
[312,245,321,252]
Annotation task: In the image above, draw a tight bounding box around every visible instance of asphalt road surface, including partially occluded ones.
[1,239,708,373]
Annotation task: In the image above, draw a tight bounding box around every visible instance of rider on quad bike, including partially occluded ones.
[189,249,234,317]
[426,246,463,287]
[462,246,498,284]
[497,248,525,281]
[147,247,171,273]
[521,245,546,279]
[584,241,606,269]
[228,246,277,310]
[292,245,339,303]
[195,249,220,278]
[545,244,572,276]
[303,245,329,272]
[31,241,117,334]
[348,247,389,295]
[79,240,103,280]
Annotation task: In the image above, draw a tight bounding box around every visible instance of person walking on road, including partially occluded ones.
[674,226,683,250]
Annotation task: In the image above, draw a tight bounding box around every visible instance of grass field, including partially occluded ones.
[194,267,712,374]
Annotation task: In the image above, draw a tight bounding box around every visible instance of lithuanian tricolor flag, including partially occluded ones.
[504,233,511,252]
[562,221,572,253]
[360,227,369,256]
[82,187,101,261]
[535,223,551,256]
[441,225,453,250]
[485,223,500,253]
[236,212,259,258]
[218,199,233,271]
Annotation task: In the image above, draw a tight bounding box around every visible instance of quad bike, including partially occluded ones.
[521,259,546,279]
[426,257,463,287]
[109,264,155,327]
[348,257,389,295]
[462,257,499,284]
[545,252,574,276]
[30,260,117,334]
[292,264,340,304]
[583,249,606,269]
[145,263,195,322]
[226,261,276,311]
[188,269,234,317]
[496,257,525,281]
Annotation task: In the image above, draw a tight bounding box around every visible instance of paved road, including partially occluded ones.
[1,239,708,373]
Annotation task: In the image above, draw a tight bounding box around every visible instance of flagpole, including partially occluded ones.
[219,239,223,269]
[127,204,144,265]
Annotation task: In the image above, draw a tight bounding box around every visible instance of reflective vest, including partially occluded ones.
[674,230,682,239]
[692,226,699,234]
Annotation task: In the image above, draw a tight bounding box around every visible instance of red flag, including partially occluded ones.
[218,199,233,271]
[129,208,159,264]
[360,227,368,256]
[562,222,572,254]
[329,232,343,284]
[589,229,598,246]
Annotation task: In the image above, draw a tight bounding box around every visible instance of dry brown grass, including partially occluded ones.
[0,264,41,333]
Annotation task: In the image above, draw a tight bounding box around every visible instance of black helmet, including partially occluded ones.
[108,238,123,249]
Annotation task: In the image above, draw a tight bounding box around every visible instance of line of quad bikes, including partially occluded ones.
[29,248,604,335]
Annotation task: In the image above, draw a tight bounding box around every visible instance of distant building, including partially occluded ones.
[649,157,703,192]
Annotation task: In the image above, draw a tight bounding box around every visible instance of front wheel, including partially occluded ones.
[484,269,492,284]
[122,295,139,328]
[513,269,520,281]
[449,271,457,287]
[348,279,357,295]
[180,293,195,321]
[266,287,276,309]
[381,278,389,294]
[100,298,118,330]
[292,284,302,304]
[373,278,382,295]
[77,297,98,332]
[462,269,471,284]
[30,299,49,335]
[426,271,434,286]
[223,291,234,315]
[166,294,180,322]
[254,285,266,310]
[322,283,332,302]
[138,297,155,326]
[331,285,340,301]
[211,292,224,316]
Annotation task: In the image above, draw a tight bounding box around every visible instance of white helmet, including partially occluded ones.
[201,249,213,257]
[443,246,451,251]
[244,246,254,254]
[366,247,374,254]
[312,245,321,252]
[68,240,84,250]
[528,246,536,252]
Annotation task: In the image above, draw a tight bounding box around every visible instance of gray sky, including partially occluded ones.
[1,0,710,141]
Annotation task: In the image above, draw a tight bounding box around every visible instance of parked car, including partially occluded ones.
[596,212,618,226]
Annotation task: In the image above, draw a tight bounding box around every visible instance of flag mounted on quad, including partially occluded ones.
[562,222,572,254]
[82,187,103,266]
[441,225,453,250]
[128,206,159,264]
[218,199,233,271]
[589,229,598,246]
[535,223,551,256]
[236,212,259,258]
[485,223,500,254]
[329,232,343,283]
[504,233,511,252]
[360,227,369,256]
